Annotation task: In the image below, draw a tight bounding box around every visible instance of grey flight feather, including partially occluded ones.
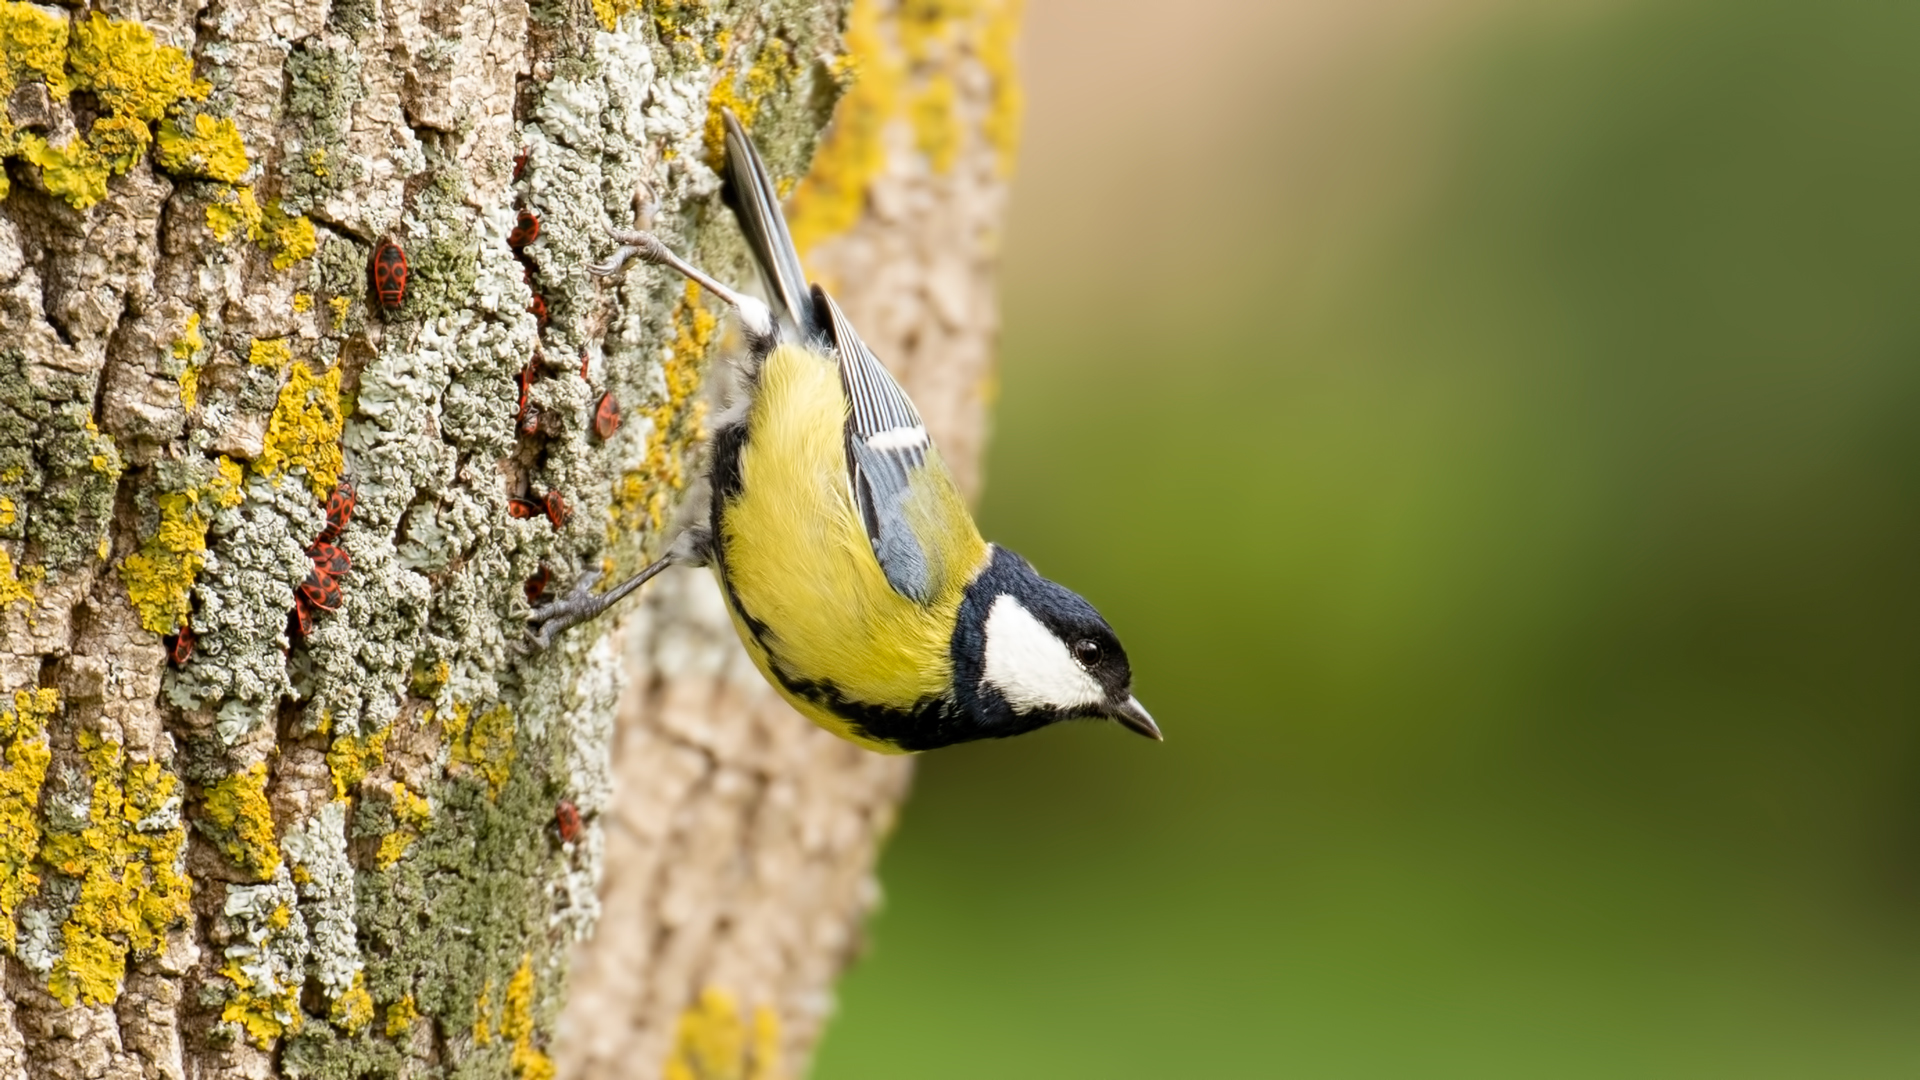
[721,109,939,604]
[820,290,938,604]
[721,110,817,336]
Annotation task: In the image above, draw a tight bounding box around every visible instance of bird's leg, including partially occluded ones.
[524,558,669,650]
[591,230,773,338]
[524,528,709,650]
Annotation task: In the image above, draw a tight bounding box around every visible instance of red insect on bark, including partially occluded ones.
[509,209,541,249]
[579,352,591,379]
[530,294,549,328]
[168,622,195,666]
[507,497,545,520]
[513,149,528,181]
[525,565,551,605]
[298,571,343,613]
[371,240,408,311]
[518,406,545,438]
[307,541,353,581]
[593,392,621,440]
[292,600,315,638]
[318,479,357,544]
[516,365,535,418]
[554,800,583,844]
[543,491,571,530]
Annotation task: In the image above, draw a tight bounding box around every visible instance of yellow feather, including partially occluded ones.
[715,343,988,752]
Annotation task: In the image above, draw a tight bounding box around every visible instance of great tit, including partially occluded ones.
[528,111,1159,754]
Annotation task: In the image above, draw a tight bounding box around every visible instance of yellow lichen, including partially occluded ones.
[327,295,351,329]
[325,725,389,800]
[0,496,15,527]
[154,113,249,183]
[205,184,264,242]
[385,993,419,1038]
[248,337,291,368]
[262,201,316,271]
[172,312,205,409]
[614,282,714,544]
[19,132,109,209]
[256,361,344,497]
[907,73,959,173]
[505,954,555,1080]
[473,977,495,1045]
[978,0,1024,172]
[220,977,302,1047]
[664,989,782,1080]
[0,688,56,950]
[0,547,38,613]
[331,970,375,1034]
[199,762,280,882]
[649,0,709,41]
[787,0,1024,258]
[0,10,214,211]
[448,703,515,800]
[375,781,430,868]
[292,292,313,313]
[0,3,71,119]
[786,0,898,259]
[119,455,243,634]
[40,730,190,1006]
[704,36,799,169]
[67,12,207,125]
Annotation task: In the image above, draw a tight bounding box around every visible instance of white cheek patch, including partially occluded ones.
[981,595,1105,713]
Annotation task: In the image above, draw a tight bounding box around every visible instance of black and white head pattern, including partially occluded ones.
[957,547,1134,730]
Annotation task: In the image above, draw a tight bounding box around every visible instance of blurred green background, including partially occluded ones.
[814,0,1920,1075]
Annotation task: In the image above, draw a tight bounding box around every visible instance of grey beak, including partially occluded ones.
[1109,695,1163,741]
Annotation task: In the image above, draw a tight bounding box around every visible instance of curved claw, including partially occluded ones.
[523,552,677,651]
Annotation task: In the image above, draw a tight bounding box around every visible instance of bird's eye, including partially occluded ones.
[1072,639,1102,669]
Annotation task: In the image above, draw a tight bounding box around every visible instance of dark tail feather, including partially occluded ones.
[721,110,816,335]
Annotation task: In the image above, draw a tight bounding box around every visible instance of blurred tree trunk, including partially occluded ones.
[0,0,1016,1076]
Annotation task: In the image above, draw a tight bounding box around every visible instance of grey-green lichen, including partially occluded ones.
[0,348,123,570]
[280,41,366,213]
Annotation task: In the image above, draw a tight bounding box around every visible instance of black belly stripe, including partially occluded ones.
[706,407,1001,751]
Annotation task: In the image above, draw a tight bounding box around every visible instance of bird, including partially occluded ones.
[527,111,1159,754]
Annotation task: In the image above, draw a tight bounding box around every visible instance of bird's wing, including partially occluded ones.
[721,109,817,335]
[818,288,945,604]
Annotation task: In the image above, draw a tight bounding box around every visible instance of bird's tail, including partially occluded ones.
[721,110,817,336]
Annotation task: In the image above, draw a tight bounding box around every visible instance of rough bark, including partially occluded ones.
[0,0,1016,1075]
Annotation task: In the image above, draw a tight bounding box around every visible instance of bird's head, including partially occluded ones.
[953,546,1160,743]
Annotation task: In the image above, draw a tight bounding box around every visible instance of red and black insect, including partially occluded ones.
[525,564,552,605]
[592,393,621,440]
[579,352,591,379]
[507,497,545,520]
[167,622,195,666]
[515,365,536,418]
[543,491,571,530]
[316,480,357,544]
[529,294,549,328]
[371,240,408,311]
[509,209,541,249]
[554,799,583,844]
[306,541,352,581]
[512,149,529,181]
[292,601,315,638]
[298,568,343,613]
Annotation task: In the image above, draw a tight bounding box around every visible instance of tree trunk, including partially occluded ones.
[0,0,1016,1076]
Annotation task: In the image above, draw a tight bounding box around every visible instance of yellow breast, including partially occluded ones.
[713,343,987,752]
